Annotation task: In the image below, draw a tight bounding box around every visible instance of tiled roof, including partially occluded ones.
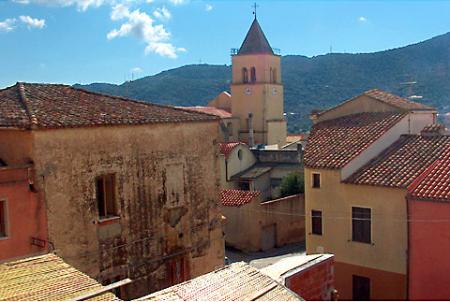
[364,89,435,111]
[408,149,450,201]
[137,262,302,301]
[238,18,274,55]
[180,106,233,118]
[0,253,118,301]
[304,112,406,169]
[219,142,245,159]
[220,189,260,207]
[0,82,218,130]
[345,134,450,188]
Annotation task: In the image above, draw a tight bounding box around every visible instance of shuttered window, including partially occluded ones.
[0,200,6,237]
[312,173,321,188]
[311,210,322,235]
[352,275,370,300]
[352,207,371,243]
[96,174,117,219]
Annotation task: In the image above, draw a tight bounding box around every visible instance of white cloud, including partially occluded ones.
[130,67,143,73]
[12,0,108,11]
[153,6,171,21]
[107,4,185,58]
[358,16,367,22]
[168,0,186,5]
[205,4,212,11]
[0,18,16,32]
[19,15,46,29]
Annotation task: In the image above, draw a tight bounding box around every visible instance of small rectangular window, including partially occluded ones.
[96,174,117,219]
[311,210,322,235]
[352,207,371,243]
[239,181,250,191]
[0,200,6,237]
[352,275,370,300]
[312,173,321,188]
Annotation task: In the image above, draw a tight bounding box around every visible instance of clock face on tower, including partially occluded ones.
[272,87,277,95]
[245,87,252,95]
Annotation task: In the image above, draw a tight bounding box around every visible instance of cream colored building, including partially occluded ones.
[304,89,444,300]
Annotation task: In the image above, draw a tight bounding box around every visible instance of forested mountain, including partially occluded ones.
[75,32,450,132]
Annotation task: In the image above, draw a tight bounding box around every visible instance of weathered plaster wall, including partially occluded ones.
[0,130,33,165]
[29,121,224,299]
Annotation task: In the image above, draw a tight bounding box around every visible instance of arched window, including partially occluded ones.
[272,68,277,83]
[250,67,256,83]
[242,68,249,83]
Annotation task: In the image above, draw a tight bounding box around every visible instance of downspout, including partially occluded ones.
[406,195,411,300]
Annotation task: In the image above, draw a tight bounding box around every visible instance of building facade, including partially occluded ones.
[0,83,225,299]
[304,89,448,300]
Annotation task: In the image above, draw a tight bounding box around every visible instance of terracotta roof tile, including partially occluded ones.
[220,189,260,207]
[0,83,218,130]
[304,112,406,169]
[364,89,435,111]
[0,253,118,301]
[345,134,450,188]
[408,149,450,201]
[219,142,245,159]
[180,106,232,118]
[137,262,302,301]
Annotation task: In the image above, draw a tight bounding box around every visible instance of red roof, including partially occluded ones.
[304,112,405,169]
[181,106,233,118]
[220,189,260,207]
[219,142,245,159]
[346,134,450,188]
[408,149,450,201]
[364,89,435,111]
[0,83,218,130]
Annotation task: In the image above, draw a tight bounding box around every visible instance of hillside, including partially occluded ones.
[75,32,450,132]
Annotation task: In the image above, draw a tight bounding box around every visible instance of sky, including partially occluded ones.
[1,0,450,88]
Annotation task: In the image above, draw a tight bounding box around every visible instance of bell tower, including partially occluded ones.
[230,16,287,147]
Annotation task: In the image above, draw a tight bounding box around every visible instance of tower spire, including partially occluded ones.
[252,3,258,19]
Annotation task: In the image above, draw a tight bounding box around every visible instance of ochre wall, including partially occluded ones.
[305,168,407,299]
[0,130,33,165]
[0,167,48,261]
[26,121,224,299]
[334,261,406,300]
[409,199,450,300]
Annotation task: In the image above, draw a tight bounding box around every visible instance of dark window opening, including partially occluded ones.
[353,275,370,300]
[239,181,250,191]
[312,173,321,188]
[227,122,233,137]
[242,68,249,83]
[311,210,322,235]
[272,68,277,83]
[96,174,117,219]
[352,207,371,243]
[0,200,6,237]
[250,67,256,83]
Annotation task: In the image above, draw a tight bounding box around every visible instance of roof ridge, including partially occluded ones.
[17,82,38,129]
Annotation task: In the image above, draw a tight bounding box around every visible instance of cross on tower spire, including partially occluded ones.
[252,3,259,19]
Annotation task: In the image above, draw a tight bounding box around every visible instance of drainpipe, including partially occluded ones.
[248,113,255,147]
[406,195,411,300]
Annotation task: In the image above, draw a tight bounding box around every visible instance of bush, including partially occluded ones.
[280,172,305,197]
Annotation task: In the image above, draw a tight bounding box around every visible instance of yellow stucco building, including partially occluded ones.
[304,89,441,300]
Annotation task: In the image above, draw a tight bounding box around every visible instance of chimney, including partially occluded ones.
[248,113,254,147]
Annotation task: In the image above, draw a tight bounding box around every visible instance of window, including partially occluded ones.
[272,68,277,83]
[227,122,233,137]
[96,174,117,219]
[242,68,249,83]
[312,173,321,188]
[352,207,371,243]
[250,67,256,83]
[352,275,370,300]
[239,181,250,191]
[311,210,322,235]
[0,200,6,237]
[237,149,243,160]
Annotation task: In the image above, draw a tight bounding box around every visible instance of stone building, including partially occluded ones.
[0,83,225,299]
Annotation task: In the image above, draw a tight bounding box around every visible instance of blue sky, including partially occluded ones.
[1,0,450,88]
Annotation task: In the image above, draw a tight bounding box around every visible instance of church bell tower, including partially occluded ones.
[231,16,287,147]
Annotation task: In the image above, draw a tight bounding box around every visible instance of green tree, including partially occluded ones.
[280,172,305,197]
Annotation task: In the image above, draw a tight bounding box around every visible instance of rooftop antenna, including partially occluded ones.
[252,2,259,19]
